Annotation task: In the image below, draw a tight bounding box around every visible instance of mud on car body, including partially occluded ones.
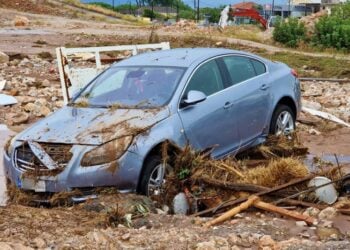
[3,48,301,196]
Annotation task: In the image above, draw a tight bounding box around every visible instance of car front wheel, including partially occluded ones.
[139,155,172,197]
[269,105,295,136]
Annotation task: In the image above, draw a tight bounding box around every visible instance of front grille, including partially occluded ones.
[14,142,73,174]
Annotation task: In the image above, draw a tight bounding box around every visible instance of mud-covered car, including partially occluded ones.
[4,48,301,196]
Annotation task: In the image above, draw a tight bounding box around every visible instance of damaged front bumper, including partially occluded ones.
[3,140,143,193]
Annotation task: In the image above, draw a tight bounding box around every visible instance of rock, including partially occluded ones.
[16,96,37,104]
[316,227,342,241]
[196,240,216,250]
[259,235,277,248]
[173,192,189,215]
[22,77,36,86]
[0,242,13,250]
[0,51,9,63]
[33,237,46,248]
[88,231,108,245]
[0,242,33,250]
[321,220,333,228]
[14,16,29,26]
[228,233,240,245]
[10,112,29,125]
[318,207,337,220]
[212,236,229,248]
[308,128,321,135]
[303,207,320,217]
[24,103,35,112]
[296,221,307,227]
[24,100,51,117]
[302,100,322,110]
[121,233,130,241]
[42,79,50,87]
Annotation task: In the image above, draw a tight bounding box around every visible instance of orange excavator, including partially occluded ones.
[230,8,268,29]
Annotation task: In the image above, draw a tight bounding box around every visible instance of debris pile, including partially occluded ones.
[0,53,63,128]
[299,80,350,134]
[158,135,350,230]
[300,10,327,35]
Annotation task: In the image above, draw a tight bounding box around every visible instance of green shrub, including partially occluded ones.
[273,18,306,48]
[143,9,163,20]
[313,3,350,50]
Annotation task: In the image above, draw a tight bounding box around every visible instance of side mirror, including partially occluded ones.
[181,90,207,107]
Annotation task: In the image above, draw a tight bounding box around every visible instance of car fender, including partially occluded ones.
[127,112,187,184]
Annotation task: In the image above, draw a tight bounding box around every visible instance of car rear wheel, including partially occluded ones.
[139,155,172,197]
[269,105,295,136]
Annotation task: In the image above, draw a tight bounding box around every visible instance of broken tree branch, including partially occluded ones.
[254,199,315,225]
[193,174,315,217]
[273,178,340,205]
[203,195,259,228]
[334,154,343,179]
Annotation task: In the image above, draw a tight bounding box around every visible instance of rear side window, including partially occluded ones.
[185,60,224,97]
[223,56,256,86]
[251,59,266,75]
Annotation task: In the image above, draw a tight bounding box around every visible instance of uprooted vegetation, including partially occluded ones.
[7,134,344,215]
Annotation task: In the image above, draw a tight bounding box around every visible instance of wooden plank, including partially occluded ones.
[203,195,259,228]
[254,200,315,225]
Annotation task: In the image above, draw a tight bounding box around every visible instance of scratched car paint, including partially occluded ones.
[3,48,301,196]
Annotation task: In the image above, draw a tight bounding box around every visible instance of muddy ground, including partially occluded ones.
[1,4,350,249]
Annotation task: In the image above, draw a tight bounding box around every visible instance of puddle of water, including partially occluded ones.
[304,154,350,173]
[0,29,54,35]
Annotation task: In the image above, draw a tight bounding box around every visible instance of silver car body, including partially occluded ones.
[3,48,301,193]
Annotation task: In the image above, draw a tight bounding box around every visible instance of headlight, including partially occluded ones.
[81,136,133,167]
[4,136,15,156]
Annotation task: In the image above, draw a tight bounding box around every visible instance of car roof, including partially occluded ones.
[114,48,262,68]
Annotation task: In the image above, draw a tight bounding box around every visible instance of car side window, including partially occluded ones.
[184,60,224,97]
[223,56,256,86]
[251,59,266,75]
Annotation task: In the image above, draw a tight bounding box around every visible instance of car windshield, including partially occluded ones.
[73,66,186,108]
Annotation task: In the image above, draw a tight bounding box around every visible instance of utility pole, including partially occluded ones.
[193,0,196,20]
[271,0,274,17]
[112,0,115,11]
[151,0,154,21]
[176,0,179,22]
[197,0,199,22]
[288,0,291,16]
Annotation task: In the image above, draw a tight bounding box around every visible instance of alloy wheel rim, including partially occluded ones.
[275,111,294,136]
[147,163,167,196]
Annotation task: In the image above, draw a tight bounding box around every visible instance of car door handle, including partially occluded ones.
[223,102,234,109]
[260,84,269,90]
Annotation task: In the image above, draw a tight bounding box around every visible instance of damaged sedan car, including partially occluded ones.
[4,48,301,197]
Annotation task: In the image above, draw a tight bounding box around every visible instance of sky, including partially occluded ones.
[81,0,286,8]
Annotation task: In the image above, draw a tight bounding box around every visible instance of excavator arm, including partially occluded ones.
[230,8,267,29]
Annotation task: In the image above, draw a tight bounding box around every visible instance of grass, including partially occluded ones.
[64,31,350,79]
[262,52,350,78]
[62,0,148,25]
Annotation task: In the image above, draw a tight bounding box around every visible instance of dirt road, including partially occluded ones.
[1,8,350,62]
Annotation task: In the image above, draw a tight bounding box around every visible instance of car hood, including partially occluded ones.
[17,106,170,145]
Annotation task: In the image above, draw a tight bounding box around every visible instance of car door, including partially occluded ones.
[221,55,271,146]
[178,58,240,158]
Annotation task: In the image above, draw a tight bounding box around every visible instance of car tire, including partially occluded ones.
[269,104,295,135]
[139,155,171,196]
